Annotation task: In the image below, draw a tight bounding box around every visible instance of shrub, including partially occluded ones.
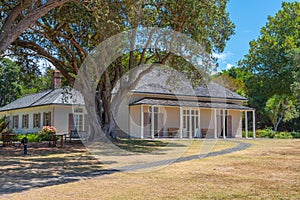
[242,131,253,138]
[39,126,57,141]
[259,128,275,138]
[274,132,293,139]
[291,132,300,138]
[16,133,40,142]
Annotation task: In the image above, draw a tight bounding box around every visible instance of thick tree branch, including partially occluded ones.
[0,0,72,52]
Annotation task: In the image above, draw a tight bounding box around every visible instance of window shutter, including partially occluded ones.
[48,112,51,126]
[27,114,29,128]
[69,113,74,132]
[22,115,24,128]
[43,112,46,126]
[16,115,19,129]
[38,113,41,128]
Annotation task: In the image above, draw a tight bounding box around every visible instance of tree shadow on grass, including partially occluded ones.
[109,138,187,154]
[0,142,119,195]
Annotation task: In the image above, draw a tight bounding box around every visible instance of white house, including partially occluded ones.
[114,67,255,139]
[1,68,255,139]
[0,71,87,134]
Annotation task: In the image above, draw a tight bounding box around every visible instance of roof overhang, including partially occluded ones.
[130,98,254,111]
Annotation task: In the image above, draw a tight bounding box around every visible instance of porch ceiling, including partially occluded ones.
[130,98,254,111]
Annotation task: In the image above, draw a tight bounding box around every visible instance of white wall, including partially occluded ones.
[0,106,53,134]
[228,110,243,138]
[0,105,86,134]
[129,105,141,138]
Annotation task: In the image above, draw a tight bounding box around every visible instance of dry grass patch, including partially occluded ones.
[1,139,299,199]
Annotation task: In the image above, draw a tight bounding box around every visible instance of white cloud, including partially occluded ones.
[213,52,227,61]
[226,63,234,70]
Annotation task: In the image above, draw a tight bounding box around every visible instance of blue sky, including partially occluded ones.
[217,0,296,71]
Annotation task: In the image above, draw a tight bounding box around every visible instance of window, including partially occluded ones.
[22,114,29,129]
[33,113,41,128]
[149,106,159,113]
[12,115,19,129]
[74,114,84,131]
[182,109,199,137]
[43,112,51,126]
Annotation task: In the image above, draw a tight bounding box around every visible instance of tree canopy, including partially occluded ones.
[2,0,235,138]
[0,58,21,107]
[239,2,300,130]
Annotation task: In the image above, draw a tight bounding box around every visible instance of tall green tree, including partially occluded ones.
[0,58,21,107]
[240,2,300,129]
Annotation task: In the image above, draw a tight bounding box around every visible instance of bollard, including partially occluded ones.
[21,137,28,155]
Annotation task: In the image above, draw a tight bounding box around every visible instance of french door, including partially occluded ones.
[183,109,199,138]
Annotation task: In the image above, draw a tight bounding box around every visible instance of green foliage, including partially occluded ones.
[291,132,300,138]
[0,115,8,133]
[259,128,276,138]
[274,132,293,139]
[251,128,299,139]
[242,130,253,138]
[15,134,40,142]
[290,48,300,99]
[239,2,300,129]
[265,95,299,132]
[0,58,22,107]
[212,67,249,96]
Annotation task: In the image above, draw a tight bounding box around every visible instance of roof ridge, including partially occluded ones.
[28,89,54,107]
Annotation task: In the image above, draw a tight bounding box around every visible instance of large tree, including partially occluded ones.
[239,2,300,129]
[7,0,235,139]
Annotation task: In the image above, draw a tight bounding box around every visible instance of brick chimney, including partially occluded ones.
[52,70,62,89]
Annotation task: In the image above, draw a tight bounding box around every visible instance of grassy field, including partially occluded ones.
[0,139,299,199]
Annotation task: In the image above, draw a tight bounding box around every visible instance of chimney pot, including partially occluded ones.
[52,70,62,89]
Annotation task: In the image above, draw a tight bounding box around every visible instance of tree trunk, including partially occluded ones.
[274,115,283,132]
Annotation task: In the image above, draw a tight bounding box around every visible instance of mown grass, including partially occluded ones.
[1,139,299,199]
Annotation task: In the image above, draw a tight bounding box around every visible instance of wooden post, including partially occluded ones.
[253,111,256,138]
[245,111,248,138]
[198,109,201,138]
[140,105,144,139]
[223,109,226,139]
[214,109,217,139]
[189,107,192,139]
[179,107,183,139]
[151,106,154,139]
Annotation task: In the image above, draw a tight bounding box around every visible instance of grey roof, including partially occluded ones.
[130,98,254,111]
[0,88,84,112]
[115,67,247,100]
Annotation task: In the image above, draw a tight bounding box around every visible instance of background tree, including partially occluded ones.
[0,58,21,107]
[211,66,248,96]
[239,2,300,130]
[265,94,299,132]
